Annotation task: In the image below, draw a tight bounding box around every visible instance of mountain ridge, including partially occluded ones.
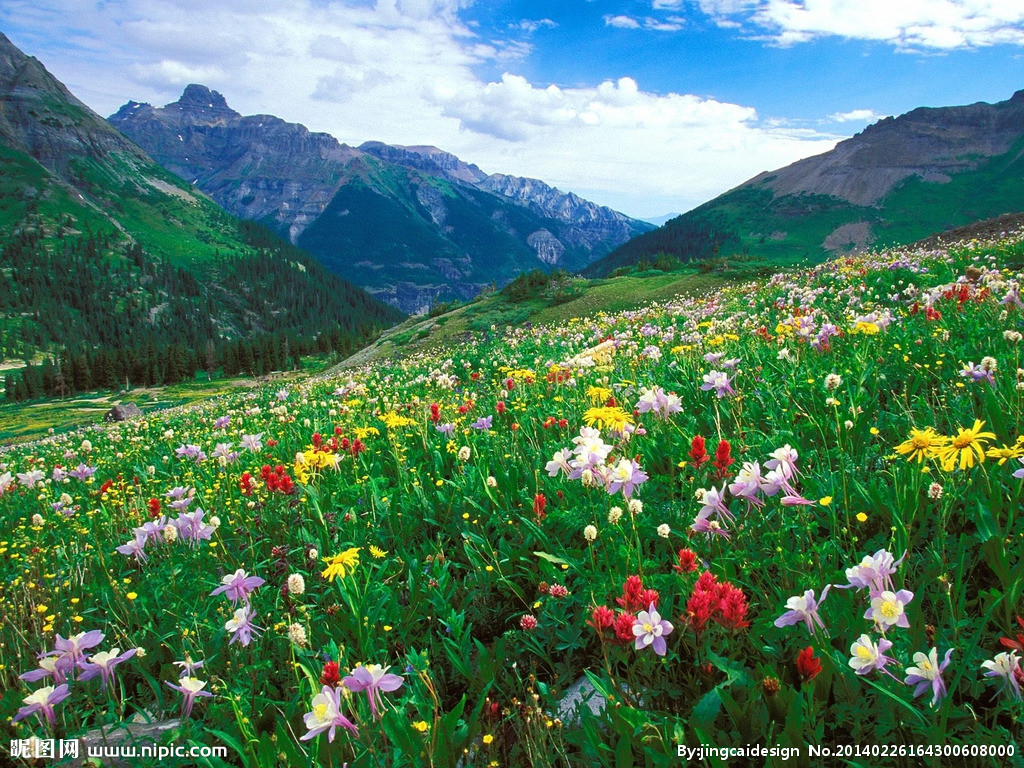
[587,88,1024,277]
[110,85,653,313]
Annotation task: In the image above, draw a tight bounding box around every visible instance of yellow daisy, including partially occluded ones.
[321,547,361,580]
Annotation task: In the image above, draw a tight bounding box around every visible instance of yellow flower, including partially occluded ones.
[369,545,387,559]
[818,496,832,506]
[126,592,138,600]
[856,512,868,523]
[585,386,612,405]
[413,721,429,733]
[985,443,1023,465]
[381,412,417,429]
[936,420,996,472]
[322,548,361,580]
[894,427,948,463]
[483,734,494,745]
[582,406,633,433]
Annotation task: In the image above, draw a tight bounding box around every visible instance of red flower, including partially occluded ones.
[673,548,699,573]
[533,493,546,522]
[519,614,538,631]
[99,479,114,495]
[320,660,341,687]
[542,416,556,429]
[429,403,441,423]
[588,606,615,633]
[713,439,735,479]
[796,647,822,682]
[239,472,255,496]
[715,583,750,630]
[266,438,278,447]
[689,436,709,468]
[147,498,162,518]
[612,612,635,644]
[496,401,506,414]
[616,575,648,612]
[685,587,716,634]
[999,616,1024,652]
[557,418,568,429]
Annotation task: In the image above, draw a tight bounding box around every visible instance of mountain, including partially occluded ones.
[0,32,402,395]
[586,89,1024,277]
[109,86,653,314]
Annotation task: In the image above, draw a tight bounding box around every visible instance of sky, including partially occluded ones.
[3,1,1024,220]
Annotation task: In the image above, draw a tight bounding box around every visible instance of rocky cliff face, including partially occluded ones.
[750,91,1024,206]
[0,31,150,179]
[110,85,652,313]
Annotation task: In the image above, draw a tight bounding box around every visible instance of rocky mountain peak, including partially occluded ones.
[166,84,240,123]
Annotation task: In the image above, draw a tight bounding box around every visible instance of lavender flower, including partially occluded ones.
[19,655,66,685]
[470,415,493,430]
[12,684,71,729]
[115,533,149,562]
[905,648,953,706]
[225,605,262,646]
[865,589,913,632]
[241,433,264,452]
[69,463,97,482]
[164,677,213,720]
[435,422,455,437]
[342,664,405,719]
[848,634,897,677]
[172,657,205,678]
[604,458,648,500]
[981,650,1022,700]
[210,569,265,604]
[300,685,358,741]
[52,630,105,676]
[172,508,215,544]
[78,647,137,691]
[700,370,735,398]
[841,549,906,596]
[774,587,830,634]
[632,603,673,656]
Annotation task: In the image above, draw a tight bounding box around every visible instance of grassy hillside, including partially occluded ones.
[2,228,1022,765]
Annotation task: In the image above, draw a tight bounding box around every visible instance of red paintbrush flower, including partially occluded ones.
[796,646,822,682]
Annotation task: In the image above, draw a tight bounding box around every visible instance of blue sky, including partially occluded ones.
[3,1,1024,219]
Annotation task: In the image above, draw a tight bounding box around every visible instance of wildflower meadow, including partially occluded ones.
[1,231,1023,766]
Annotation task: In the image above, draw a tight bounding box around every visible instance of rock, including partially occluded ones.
[556,674,609,725]
[105,403,143,422]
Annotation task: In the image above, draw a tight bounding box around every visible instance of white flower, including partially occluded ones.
[607,506,623,524]
[31,513,44,527]
[209,515,221,529]
[583,525,598,542]
[163,525,179,543]
[656,524,670,538]
[307,548,318,561]
[628,499,643,515]
[824,373,842,391]
[288,623,308,647]
[287,574,306,595]
[486,476,497,488]
[457,446,471,462]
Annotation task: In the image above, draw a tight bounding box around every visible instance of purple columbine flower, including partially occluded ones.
[300,685,358,741]
[213,415,231,429]
[905,648,953,706]
[116,533,149,562]
[164,677,213,720]
[210,569,265,604]
[632,603,673,656]
[78,647,137,691]
[545,448,573,477]
[69,463,97,482]
[211,443,238,465]
[470,415,493,430]
[691,505,730,539]
[604,458,648,500]
[848,634,898,678]
[52,630,105,677]
[700,370,735,398]
[981,650,1022,701]
[774,587,830,634]
[173,508,215,544]
[435,422,455,437]
[728,461,765,508]
[865,589,914,632]
[342,664,405,719]
[840,549,906,597]
[173,657,205,678]
[19,655,66,685]
[241,433,264,452]
[698,484,734,524]
[225,605,262,646]
[12,684,71,729]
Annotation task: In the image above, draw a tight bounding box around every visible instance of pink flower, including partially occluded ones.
[342,664,404,720]
[12,684,71,729]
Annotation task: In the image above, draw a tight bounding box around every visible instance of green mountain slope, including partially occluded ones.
[587,89,1024,277]
[0,31,402,397]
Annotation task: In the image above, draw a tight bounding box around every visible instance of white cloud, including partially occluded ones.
[511,18,557,33]
[829,108,889,123]
[604,14,685,31]
[695,0,1024,50]
[1,0,840,217]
